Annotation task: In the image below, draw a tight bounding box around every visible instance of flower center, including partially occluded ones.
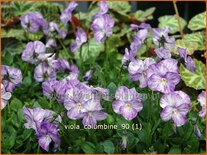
[161,78,167,84]
[126,103,131,109]
[76,102,81,109]
[172,109,177,114]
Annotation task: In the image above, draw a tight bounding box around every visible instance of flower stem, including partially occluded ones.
[173,0,184,38]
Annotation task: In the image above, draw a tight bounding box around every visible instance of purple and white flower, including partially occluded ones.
[122,48,136,67]
[178,47,196,72]
[2,65,22,92]
[22,41,46,64]
[70,28,87,52]
[160,91,190,127]
[37,122,60,152]
[147,59,180,94]
[21,12,48,33]
[1,84,12,110]
[112,86,143,120]
[46,22,67,39]
[198,91,206,118]
[42,80,58,99]
[128,58,156,88]
[60,2,78,24]
[34,63,56,82]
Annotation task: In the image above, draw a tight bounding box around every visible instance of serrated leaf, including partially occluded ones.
[74,39,104,62]
[158,15,187,34]
[134,7,156,22]
[183,32,206,51]
[2,28,26,41]
[107,2,131,13]
[188,12,206,31]
[174,39,198,55]
[179,59,206,90]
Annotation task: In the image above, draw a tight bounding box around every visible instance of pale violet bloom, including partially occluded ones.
[112,86,143,120]
[128,58,156,88]
[160,91,190,127]
[147,58,180,94]
[70,28,87,52]
[60,2,78,24]
[2,65,22,92]
[1,84,12,110]
[198,91,206,118]
[22,41,46,64]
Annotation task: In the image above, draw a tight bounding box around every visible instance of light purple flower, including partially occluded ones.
[52,59,79,81]
[46,22,67,39]
[1,84,12,110]
[22,107,61,132]
[128,58,156,88]
[21,12,48,33]
[121,135,127,150]
[178,47,196,72]
[112,86,143,120]
[37,122,60,152]
[2,65,22,92]
[194,124,202,139]
[46,39,57,48]
[22,41,46,64]
[70,28,87,52]
[97,1,108,15]
[198,91,206,118]
[34,63,56,82]
[122,48,136,67]
[42,80,58,99]
[82,99,107,127]
[147,59,180,94]
[91,14,114,42]
[60,2,78,24]
[130,23,151,31]
[155,47,171,60]
[83,70,93,82]
[160,91,190,127]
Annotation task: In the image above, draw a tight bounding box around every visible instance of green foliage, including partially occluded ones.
[158,15,187,34]
[134,7,156,22]
[188,12,206,31]
[179,59,206,90]
[107,2,131,14]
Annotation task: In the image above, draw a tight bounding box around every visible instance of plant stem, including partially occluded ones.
[173,0,184,38]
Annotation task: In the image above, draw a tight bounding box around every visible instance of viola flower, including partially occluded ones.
[46,22,67,39]
[2,65,22,92]
[92,86,110,101]
[198,91,206,118]
[194,124,202,139]
[21,12,48,33]
[160,91,191,127]
[52,59,79,81]
[37,122,60,152]
[97,1,108,15]
[46,39,57,48]
[112,86,143,120]
[22,41,46,64]
[147,59,180,94]
[34,63,56,82]
[82,99,107,127]
[154,47,171,60]
[60,2,78,24]
[128,58,156,88]
[121,135,128,150]
[42,80,58,99]
[70,28,87,52]
[178,47,196,72]
[83,70,93,82]
[122,48,136,67]
[64,80,92,119]
[1,84,12,110]
[91,14,115,42]
[22,107,61,132]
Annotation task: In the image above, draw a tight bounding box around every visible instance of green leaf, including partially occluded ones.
[158,15,187,34]
[74,39,104,62]
[134,7,156,22]
[81,142,95,154]
[107,2,131,13]
[27,32,44,41]
[10,98,23,111]
[168,146,181,154]
[183,32,206,51]
[101,140,115,154]
[174,39,198,55]
[179,59,206,90]
[188,12,206,31]
[2,28,27,41]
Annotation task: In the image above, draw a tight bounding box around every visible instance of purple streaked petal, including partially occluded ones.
[119,105,137,120]
[186,56,196,72]
[160,106,173,121]
[112,100,125,114]
[92,111,107,121]
[172,112,186,127]
[38,135,52,152]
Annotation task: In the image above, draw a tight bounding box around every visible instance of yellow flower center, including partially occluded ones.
[77,103,81,109]
[161,78,167,84]
[172,109,177,114]
[126,103,131,109]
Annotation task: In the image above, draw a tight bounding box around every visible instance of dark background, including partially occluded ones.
[75,1,206,27]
